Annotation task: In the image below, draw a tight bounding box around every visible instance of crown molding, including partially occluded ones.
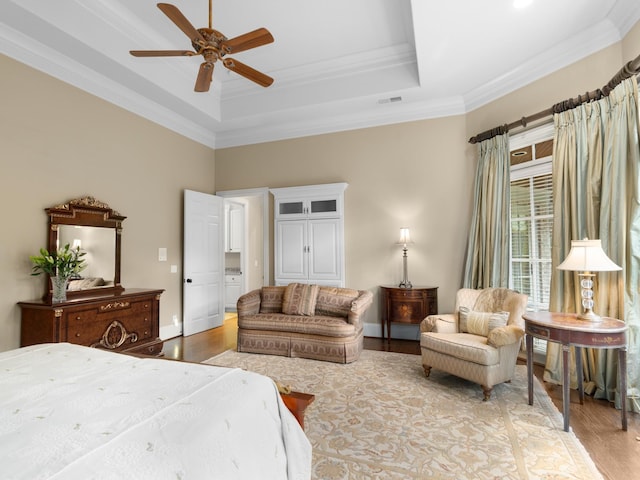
[214,94,466,148]
[0,21,217,148]
[463,19,622,112]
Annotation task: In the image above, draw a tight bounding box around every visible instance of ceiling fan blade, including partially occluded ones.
[130,50,196,57]
[221,28,274,54]
[223,58,273,87]
[195,62,214,92]
[157,3,205,45]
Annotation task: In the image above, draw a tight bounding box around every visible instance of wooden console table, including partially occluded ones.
[523,311,627,432]
[380,286,438,342]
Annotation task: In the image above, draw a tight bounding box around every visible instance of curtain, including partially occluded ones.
[463,133,511,289]
[546,77,640,412]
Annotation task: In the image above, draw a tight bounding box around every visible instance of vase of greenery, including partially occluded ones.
[30,244,87,303]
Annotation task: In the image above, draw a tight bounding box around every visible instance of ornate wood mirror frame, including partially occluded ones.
[45,196,125,302]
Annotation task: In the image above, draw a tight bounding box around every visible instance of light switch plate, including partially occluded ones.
[170,264,177,273]
[158,247,167,262]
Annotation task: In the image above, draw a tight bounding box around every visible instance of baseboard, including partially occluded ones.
[160,322,182,340]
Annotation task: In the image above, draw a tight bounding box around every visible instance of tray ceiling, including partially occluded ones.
[1,0,639,148]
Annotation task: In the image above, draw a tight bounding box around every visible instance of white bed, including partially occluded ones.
[0,343,311,480]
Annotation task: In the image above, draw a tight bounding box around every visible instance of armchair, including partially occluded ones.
[419,288,528,400]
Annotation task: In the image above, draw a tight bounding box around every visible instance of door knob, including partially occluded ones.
[185,278,193,283]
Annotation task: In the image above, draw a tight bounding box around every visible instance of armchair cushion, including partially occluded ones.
[420,332,499,366]
[459,307,509,336]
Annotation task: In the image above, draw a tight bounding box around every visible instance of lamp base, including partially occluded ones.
[398,281,412,289]
[577,309,602,322]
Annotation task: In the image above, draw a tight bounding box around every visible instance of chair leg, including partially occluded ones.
[423,365,432,377]
[481,385,492,401]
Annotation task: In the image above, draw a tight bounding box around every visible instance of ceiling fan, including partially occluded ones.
[130,2,274,92]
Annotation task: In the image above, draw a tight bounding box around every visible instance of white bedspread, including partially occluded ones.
[0,343,311,480]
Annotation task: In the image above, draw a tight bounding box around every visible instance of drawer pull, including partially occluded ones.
[75,333,81,337]
[100,301,130,311]
[76,316,81,320]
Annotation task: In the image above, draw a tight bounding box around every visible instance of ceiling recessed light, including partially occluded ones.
[514,0,533,8]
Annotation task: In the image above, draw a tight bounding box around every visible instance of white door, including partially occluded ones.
[276,220,307,281]
[308,218,340,281]
[183,190,224,336]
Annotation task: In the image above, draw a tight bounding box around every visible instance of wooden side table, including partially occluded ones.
[523,311,627,432]
[380,286,438,342]
[280,391,315,429]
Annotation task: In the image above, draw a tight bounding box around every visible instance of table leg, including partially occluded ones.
[575,346,584,405]
[562,344,570,432]
[526,333,534,406]
[619,347,628,431]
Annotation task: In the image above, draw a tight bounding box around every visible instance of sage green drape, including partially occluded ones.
[463,133,511,289]
[546,77,640,412]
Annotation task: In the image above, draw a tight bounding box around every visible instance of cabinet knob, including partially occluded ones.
[75,333,81,337]
[76,316,81,320]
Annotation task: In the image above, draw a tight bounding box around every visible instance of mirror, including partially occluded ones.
[45,196,125,302]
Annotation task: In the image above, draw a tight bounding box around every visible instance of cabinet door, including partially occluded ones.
[307,196,340,218]
[276,200,306,218]
[276,220,307,280]
[308,218,340,281]
[228,207,243,252]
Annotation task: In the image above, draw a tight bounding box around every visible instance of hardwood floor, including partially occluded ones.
[162,315,639,479]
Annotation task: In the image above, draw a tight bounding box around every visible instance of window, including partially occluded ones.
[510,130,554,356]
[510,168,552,310]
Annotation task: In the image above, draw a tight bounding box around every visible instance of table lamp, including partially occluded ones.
[557,238,621,322]
[397,227,412,288]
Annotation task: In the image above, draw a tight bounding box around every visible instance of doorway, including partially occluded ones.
[216,187,270,307]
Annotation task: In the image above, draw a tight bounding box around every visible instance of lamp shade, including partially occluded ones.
[557,239,621,272]
[398,227,412,246]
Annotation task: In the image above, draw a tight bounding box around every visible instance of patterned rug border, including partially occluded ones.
[204,349,603,480]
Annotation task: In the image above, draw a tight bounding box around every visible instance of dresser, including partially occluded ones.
[19,288,164,356]
[380,286,438,341]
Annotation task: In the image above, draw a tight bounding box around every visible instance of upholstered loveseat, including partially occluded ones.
[236,283,373,363]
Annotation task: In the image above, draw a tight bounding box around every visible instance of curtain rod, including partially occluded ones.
[468,52,640,144]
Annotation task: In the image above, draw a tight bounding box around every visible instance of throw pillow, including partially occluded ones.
[282,283,319,316]
[260,286,285,313]
[315,286,360,318]
[458,306,509,337]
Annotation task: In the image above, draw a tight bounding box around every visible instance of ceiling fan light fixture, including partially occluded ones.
[130,1,274,92]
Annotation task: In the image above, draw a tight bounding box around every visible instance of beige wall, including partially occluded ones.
[215,117,474,332]
[0,54,215,352]
[622,20,640,62]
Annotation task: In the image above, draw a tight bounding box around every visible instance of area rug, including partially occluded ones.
[203,350,602,480]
